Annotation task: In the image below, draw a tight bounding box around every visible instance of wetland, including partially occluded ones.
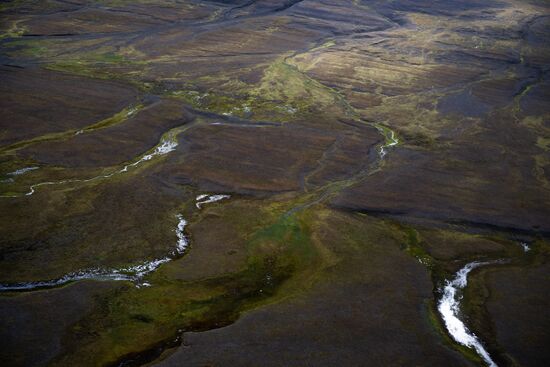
[1,1,549,366]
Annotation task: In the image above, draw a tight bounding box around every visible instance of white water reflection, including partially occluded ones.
[8,167,39,176]
[520,242,530,252]
[0,214,189,291]
[438,261,498,367]
[378,129,398,159]
[195,194,230,209]
[175,214,189,253]
[23,139,177,196]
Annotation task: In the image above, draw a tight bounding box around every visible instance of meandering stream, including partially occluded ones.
[0,190,234,292]
[0,214,189,291]
[0,133,179,198]
[25,139,177,196]
[437,261,499,367]
[375,124,399,159]
[0,114,397,296]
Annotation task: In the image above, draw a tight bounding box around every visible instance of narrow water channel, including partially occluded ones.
[437,261,498,367]
[0,214,189,291]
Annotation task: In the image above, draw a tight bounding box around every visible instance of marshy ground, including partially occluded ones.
[0,0,549,366]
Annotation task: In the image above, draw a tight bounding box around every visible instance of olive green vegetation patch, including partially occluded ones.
[0,104,144,155]
[53,206,321,366]
[0,19,27,39]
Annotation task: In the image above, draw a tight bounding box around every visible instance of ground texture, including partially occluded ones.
[0,1,549,366]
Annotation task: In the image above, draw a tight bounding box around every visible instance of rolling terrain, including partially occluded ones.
[1,1,549,366]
